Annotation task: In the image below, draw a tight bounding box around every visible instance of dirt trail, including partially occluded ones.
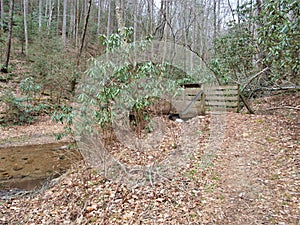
[200,114,299,224]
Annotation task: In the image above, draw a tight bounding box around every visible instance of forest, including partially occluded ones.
[0,0,299,224]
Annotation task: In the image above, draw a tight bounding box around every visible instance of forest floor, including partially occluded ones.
[0,92,299,224]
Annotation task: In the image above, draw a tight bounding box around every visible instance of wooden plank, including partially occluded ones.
[183,88,202,96]
[205,95,239,101]
[205,101,238,107]
[203,85,239,90]
[206,107,238,112]
[204,89,239,95]
[175,95,206,101]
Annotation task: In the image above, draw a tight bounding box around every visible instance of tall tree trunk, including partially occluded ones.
[217,0,221,34]
[56,0,60,36]
[237,0,240,24]
[147,0,154,35]
[106,0,111,38]
[69,0,74,38]
[72,0,92,94]
[96,0,101,35]
[115,0,126,43]
[75,0,80,47]
[77,0,92,63]
[133,0,137,43]
[1,0,14,73]
[227,0,235,22]
[47,0,53,29]
[45,0,48,17]
[38,0,42,31]
[62,0,67,46]
[213,0,217,41]
[23,0,29,58]
[0,0,3,31]
[156,0,166,40]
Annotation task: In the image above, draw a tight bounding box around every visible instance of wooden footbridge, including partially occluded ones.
[171,84,241,119]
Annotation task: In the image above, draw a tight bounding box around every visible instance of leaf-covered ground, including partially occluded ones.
[0,93,299,224]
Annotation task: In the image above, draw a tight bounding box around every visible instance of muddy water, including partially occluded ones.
[0,142,82,191]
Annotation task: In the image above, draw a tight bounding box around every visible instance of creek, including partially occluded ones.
[0,142,82,193]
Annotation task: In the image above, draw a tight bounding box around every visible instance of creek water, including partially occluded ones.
[0,142,82,192]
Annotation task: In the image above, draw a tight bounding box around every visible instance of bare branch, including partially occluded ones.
[241,67,270,92]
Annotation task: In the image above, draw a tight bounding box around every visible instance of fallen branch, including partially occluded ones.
[239,93,255,114]
[241,67,270,92]
[264,106,300,111]
[254,86,300,92]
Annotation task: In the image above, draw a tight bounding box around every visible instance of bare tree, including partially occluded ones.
[154,0,168,40]
[23,0,29,57]
[78,0,92,62]
[1,0,14,73]
[69,0,75,39]
[56,0,60,36]
[38,0,42,31]
[0,0,3,31]
[62,0,67,46]
[237,0,240,24]
[47,0,53,29]
[133,0,137,43]
[96,0,102,35]
[106,0,111,38]
[213,0,217,40]
[115,0,126,43]
[147,0,154,35]
[75,0,80,47]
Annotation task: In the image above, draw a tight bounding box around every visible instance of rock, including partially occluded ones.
[13,164,23,171]
[175,118,184,123]
[0,168,6,172]
[25,159,34,164]
[9,156,16,162]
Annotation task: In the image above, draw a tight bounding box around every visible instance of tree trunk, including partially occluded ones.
[213,0,217,41]
[227,0,235,22]
[62,0,67,46]
[72,0,92,94]
[1,0,14,73]
[106,0,111,38]
[155,0,166,40]
[133,0,137,43]
[115,0,126,43]
[77,0,92,63]
[23,0,29,58]
[75,0,80,47]
[237,0,240,24]
[45,0,48,17]
[69,0,74,38]
[47,0,53,29]
[217,0,221,34]
[96,0,102,35]
[38,0,42,31]
[0,0,3,31]
[147,0,154,35]
[56,0,60,36]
